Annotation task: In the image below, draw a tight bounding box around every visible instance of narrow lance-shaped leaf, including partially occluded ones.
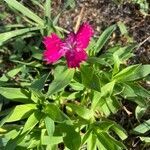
[87,134,97,150]
[45,0,51,19]
[4,0,44,26]
[114,64,150,82]
[30,73,49,91]
[5,104,36,123]
[110,122,128,140]
[47,68,74,97]
[140,137,150,143]
[44,116,55,136]
[135,106,147,121]
[126,65,150,81]
[117,21,128,35]
[0,104,36,127]
[95,25,116,54]
[41,136,63,145]
[5,132,27,150]
[44,104,70,122]
[92,81,116,109]
[96,131,127,150]
[0,27,42,46]
[113,64,140,81]
[22,111,42,134]
[58,123,81,150]
[67,103,93,120]
[0,87,30,103]
[81,66,100,91]
[0,65,24,82]
[133,119,150,134]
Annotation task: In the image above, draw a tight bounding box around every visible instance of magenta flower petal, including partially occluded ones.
[43,22,94,68]
[65,48,88,68]
[76,23,94,49]
[43,33,65,63]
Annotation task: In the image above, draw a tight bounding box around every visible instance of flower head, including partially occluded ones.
[43,22,94,68]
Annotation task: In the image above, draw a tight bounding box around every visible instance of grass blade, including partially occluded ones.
[45,0,51,19]
[0,27,42,46]
[95,25,116,54]
[4,0,44,26]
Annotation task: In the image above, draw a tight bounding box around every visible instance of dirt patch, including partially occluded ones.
[53,0,150,63]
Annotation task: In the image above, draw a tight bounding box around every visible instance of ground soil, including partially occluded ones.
[53,0,150,64]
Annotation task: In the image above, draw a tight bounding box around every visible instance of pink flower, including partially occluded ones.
[43,22,94,68]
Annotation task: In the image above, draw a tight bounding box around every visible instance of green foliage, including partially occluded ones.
[4,0,44,26]
[93,25,116,55]
[47,68,74,97]
[132,0,149,15]
[0,27,42,46]
[0,87,30,103]
[0,0,150,149]
[133,119,150,133]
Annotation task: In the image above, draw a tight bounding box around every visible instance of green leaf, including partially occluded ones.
[27,138,40,149]
[94,121,114,132]
[0,87,30,103]
[44,116,55,136]
[91,91,101,109]
[59,123,81,150]
[4,0,44,26]
[95,25,116,53]
[41,136,63,145]
[81,130,92,145]
[94,96,121,116]
[122,83,150,99]
[96,132,127,150]
[133,119,150,134]
[96,140,107,150]
[0,65,23,82]
[113,64,140,81]
[45,0,51,19]
[67,103,93,120]
[112,46,134,75]
[66,91,81,100]
[121,84,137,98]
[101,80,116,98]
[131,84,150,98]
[0,27,42,46]
[31,74,49,91]
[22,111,42,134]
[126,65,150,81]
[30,0,44,10]
[47,68,74,97]
[44,104,69,122]
[99,97,121,116]
[64,0,76,8]
[114,64,150,82]
[121,84,149,106]
[117,21,128,35]
[87,134,97,150]
[5,104,36,123]
[87,57,112,68]
[135,106,147,121]
[5,133,27,150]
[140,136,150,143]
[30,89,45,103]
[110,123,127,140]
[94,120,127,140]
[70,82,84,91]
[81,66,100,91]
